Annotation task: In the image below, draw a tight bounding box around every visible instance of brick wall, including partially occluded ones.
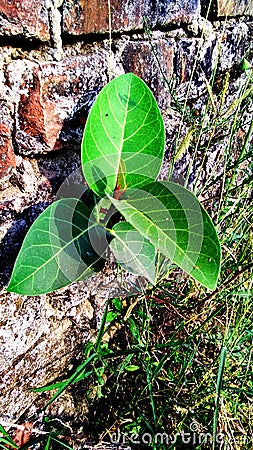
[0,0,252,180]
[0,0,252,420]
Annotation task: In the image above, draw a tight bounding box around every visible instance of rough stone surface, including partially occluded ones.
[0,287,93,418]
[62,0,200,36]
[218,22,250,70]
[0,263,147,418]
[120,37,175,109]
[0,87,16,181]
[1,284,84,418]
[217,0,253,16]
[6,51,108,155]
[0,0,50,41]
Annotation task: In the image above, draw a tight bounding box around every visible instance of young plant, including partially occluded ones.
[7,73,221,296]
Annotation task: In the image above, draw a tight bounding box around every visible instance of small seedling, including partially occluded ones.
[7,73,221,296]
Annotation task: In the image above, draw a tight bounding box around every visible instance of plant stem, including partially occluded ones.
[212,346,227,449]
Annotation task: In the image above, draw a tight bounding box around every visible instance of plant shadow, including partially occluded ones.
[0,89,99,289]
[0,202,50,289]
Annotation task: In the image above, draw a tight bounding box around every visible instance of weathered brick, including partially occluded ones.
[217,0,253,16]
[121,39,175,109]
[218,23,250,70]
[175,20,250,85]
[0,94,15,180]
[6,53,108,155]
[156,0,200,26]
[63,0,151,35]
[0,0,50,41]
[62,0,200,36]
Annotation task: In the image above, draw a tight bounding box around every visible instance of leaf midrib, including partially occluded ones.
[115,76,132,181]
[10,214,98,290]
[109,195,209,283]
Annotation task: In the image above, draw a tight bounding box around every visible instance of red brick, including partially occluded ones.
[62,0,200,35]
[0,103,15,180]
[217,0,253,16]
[63,0,144,35]
[0,0,50,41]
[6,53,108,155]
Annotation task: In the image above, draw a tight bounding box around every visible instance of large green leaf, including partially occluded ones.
[82,73,165,197]
[110,222,156,284]
[7,199,105,295]
[109,181,221,290]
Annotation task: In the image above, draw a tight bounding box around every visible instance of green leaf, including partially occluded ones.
[49,437,74,450]
[0,440,17,449]
[127,316,141,342]
[7,198,105,295]
[112,297,123,312]
[105,311,119,323]
[0,425,18,449]
[125,365,140,372]
[30,366,92,392]
[82,73,165,197]
[109,181,221,290]
[110,222,156,284]
[242,58,251,71]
